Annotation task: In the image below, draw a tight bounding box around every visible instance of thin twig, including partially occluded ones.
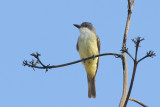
[23,52,121,71]
[31,53,46,67]
[129,98,148,107]
[126,52,134,61]
[124,37,141,107]
[138,51,156,63]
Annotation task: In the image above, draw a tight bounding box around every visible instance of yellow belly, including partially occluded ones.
[78,34,99,78]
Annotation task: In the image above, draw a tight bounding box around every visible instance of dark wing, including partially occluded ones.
[95,35,100,75]
[97,36,100,53]
[76,41,79,51]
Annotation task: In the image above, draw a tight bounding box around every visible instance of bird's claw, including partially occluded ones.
[82,58,86,63]
[92,55,96,60]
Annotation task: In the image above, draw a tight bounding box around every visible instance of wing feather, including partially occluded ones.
[95,35,100,75]
[76,41,79,51]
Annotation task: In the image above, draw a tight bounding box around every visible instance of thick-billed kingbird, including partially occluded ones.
[74,22,100,98]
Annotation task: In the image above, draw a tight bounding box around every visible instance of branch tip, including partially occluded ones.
[30,52,41,58]
[147,50,156,57]
[132,37,144,45]
[23,60,27,66]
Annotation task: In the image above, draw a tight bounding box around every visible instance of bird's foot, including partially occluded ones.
[82,58,86,63]
[92,55,96,60]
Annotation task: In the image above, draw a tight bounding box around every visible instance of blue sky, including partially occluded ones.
[0,0,160,107]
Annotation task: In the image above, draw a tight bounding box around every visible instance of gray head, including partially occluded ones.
[74,22,95,31]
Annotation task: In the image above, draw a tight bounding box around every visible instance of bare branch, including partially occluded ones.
[129,98,148,107]
[123,37,142,107]
[124,37,154,107]
[138,51,156,63]
[124,60,138,107]
[119,0,135,106]
[23,52,121,71]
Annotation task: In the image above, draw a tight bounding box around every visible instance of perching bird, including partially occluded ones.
[74,22,100,98]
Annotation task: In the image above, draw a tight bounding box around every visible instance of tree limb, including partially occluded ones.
[23,52,121,72]
[119,0,135,106]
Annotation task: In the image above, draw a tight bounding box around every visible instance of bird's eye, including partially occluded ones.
[82,24,86,27]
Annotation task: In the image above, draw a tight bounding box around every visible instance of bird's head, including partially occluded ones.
[74,22,95,32]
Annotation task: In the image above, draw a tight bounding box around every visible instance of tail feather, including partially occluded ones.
[88,76,96,98]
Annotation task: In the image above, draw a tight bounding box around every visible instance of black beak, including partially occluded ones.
[73,24,81,29]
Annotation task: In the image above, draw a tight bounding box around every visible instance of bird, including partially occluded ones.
[74,22,100,98]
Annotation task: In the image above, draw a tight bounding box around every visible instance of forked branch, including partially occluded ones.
[123,37,155,107]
